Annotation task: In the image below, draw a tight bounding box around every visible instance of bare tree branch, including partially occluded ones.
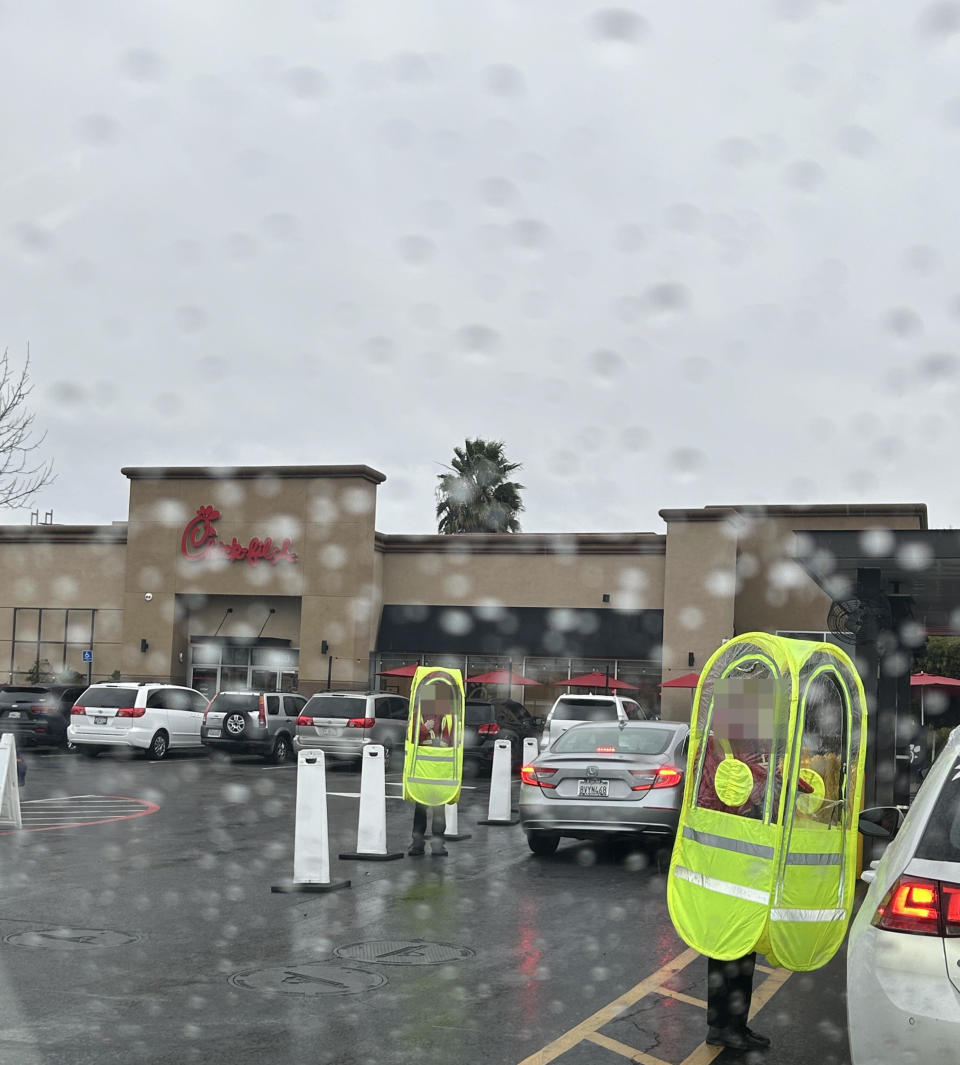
[0,348,54,509]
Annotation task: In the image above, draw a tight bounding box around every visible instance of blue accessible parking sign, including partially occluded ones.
[82,650,93,662]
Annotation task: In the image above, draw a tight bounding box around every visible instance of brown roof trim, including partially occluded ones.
[660,503,928,529]
[376,532,665,556]
[0,524,128,545]
[121,464,386,485]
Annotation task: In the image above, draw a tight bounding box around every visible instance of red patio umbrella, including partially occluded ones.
[911,672,960,725]
[552,671,637,691]
[660,671,701,690]
[377,663,420,677]
[466,668,538,686]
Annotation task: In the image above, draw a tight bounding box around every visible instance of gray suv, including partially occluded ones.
[201,691,306,764]
[294,691,409,771]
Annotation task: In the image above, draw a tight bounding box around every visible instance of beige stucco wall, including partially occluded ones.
[380,543,665,611]
[0,537,127,681]
[123,468,382,687]
[660,515,739,720]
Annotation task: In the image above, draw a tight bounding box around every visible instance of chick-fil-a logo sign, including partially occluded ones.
[180,505,298,567]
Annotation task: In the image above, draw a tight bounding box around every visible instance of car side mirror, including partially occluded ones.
[858,806,905,840]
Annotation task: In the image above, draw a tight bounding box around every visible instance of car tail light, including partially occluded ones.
[630,766,683,791]
[520,764,558,789]
[477,722,499,736]
[30,703,55,715]
[347,718,375,729]
[258,696,266,727]
[296,715,313,726]
[596,746,617,753]
[116,707,146,718]
[872,876,960,937]
[71,706,86,716]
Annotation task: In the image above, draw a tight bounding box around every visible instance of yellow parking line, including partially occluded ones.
[657,988,708,1010]
[518,948,793,1065]
[586,1030,674,1064]
[516,947,701,1065]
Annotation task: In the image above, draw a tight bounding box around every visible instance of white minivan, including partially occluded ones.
[67,682,209,760]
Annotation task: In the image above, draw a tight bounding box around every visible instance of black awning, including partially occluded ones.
[376,605,662,660]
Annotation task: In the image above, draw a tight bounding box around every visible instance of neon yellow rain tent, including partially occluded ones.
[402,666,465,807]
[667,632,867,971]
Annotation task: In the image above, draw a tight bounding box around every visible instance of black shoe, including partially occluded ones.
[706,1028,751,1051]
[408,843,425,856]
[742,1026,771,1049]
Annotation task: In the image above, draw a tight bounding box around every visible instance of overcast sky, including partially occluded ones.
[2,1,959,534]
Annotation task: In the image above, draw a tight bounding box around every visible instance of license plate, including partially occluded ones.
[207,728,221,738]
[318,727,337,736]
[7,711,20,719]
[578,780,609,798]
[94,716,107,726]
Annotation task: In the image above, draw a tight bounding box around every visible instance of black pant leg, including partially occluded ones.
[431,805,446,837]
[412,803,427,838]
[707,952,756,1031]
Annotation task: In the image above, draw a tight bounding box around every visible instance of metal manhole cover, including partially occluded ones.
[229,962,386,997]
[334,940,475,965]
[4,928,140,949]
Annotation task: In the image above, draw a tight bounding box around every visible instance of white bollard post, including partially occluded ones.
[340,745,403,861]
[522,737,539,766]
[443,802,471,841]
[0,735,22,829]
[479,739,520,825]
[272,750,350,893]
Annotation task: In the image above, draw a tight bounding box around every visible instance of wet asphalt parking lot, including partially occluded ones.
[0,749,854,1065]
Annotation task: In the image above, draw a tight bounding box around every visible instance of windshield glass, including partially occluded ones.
[553,725,674,755]
[77,687,139,708]
[302,696,366,719]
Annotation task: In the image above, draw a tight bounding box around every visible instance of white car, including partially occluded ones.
[847,725,960,1063]
[539,693,651,750]
[67,682,209,760]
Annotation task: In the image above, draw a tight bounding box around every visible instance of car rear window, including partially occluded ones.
[210,693,260,713]
[465,704,496,724]
[551,699,618,722]
[302,695,366,719]
[554,726,675,755]
[77,687,140,708]
[915,767,960,863]
[0,687,49,707]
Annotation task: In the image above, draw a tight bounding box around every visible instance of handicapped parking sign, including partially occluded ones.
[82,650,93,662]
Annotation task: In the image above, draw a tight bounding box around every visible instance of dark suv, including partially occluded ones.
[201,691,306,764]
[0,684,86,749]
[463,700,523,778]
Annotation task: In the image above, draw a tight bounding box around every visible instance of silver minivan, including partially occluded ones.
[540,693,650,750]
[294,691,409,770]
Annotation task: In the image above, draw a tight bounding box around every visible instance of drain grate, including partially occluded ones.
[229,962,386,996]
[4,928,139,949]
[334,939,474,965]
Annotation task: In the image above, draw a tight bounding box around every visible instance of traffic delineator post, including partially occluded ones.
[0,735,21,829]
[522,737,539,765]
[443,802,471,841]
[478,739,520,825]
[272,750,350,893]
[339,744,403,861]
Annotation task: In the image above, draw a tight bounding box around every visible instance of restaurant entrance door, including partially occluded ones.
[187,637,299,699]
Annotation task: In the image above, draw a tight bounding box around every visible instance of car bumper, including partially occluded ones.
[0,721,65,747]
[847,921,960,1064]
[519,796,679,838]
[293,736,364,760]
[67,723,150,751]
[202,736,272,755]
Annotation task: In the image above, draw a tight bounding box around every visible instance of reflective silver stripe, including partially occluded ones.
[770,908,846,922]
[673,865,769,905]
[785,852,842,866]
[414,754,456,763]
[683,827,774,859]
[406,775,458,786]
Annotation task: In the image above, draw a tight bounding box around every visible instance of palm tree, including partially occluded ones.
[436,439,525,533]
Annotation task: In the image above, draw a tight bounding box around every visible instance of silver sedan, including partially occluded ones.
[519,720,690,856]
